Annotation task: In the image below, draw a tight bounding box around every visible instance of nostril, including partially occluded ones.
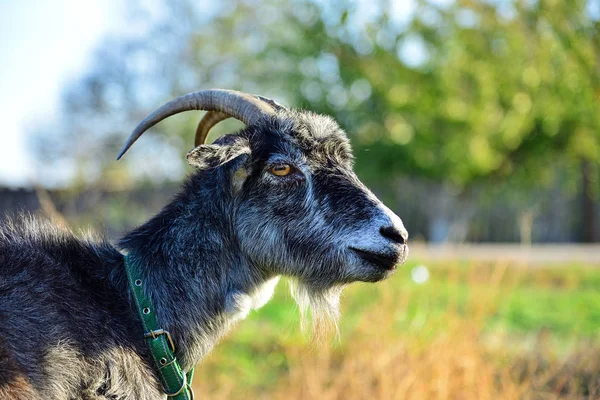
[380,226,407,244]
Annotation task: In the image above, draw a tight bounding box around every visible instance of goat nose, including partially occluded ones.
[380,225,408,244]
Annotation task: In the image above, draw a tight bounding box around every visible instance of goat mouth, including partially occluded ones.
[350,247,402,270]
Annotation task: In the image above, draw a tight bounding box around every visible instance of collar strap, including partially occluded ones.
[124,255,195,400]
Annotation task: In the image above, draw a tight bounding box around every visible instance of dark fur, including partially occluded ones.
[0,110,408,399]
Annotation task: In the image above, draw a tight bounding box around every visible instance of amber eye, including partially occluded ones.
[270,163,292,176]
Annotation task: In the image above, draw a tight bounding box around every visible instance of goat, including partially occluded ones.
[0,90,408,399]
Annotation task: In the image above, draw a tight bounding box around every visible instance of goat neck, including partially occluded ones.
[118,171,273,370]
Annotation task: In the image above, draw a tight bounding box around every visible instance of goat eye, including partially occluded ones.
[269,163,292,177]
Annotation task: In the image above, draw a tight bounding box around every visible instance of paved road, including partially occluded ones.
[407,243,600,265]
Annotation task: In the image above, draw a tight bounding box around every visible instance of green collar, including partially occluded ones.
[124,255,195,399]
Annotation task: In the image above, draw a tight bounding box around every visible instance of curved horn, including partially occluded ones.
[194,95,287,147]
[194,111,231,147]
[116,89,275,160]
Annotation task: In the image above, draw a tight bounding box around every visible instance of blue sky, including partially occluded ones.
[0,0,123,186]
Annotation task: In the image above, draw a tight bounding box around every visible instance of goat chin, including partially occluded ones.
[289,280,345,342]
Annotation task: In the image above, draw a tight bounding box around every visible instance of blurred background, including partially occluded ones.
[1,0,600,398]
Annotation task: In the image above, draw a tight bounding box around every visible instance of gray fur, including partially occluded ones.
[0,109,408,399]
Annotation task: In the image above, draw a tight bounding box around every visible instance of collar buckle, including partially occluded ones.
[144,329,176,352]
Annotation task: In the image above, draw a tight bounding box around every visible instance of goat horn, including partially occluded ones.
[116,89,276,160]
[194,111,232,147]
[194,95,287,147]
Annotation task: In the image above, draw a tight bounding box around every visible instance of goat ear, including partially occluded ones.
[186,137,251,170]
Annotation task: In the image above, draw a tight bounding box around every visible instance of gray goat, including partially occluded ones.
[0,90,408,399]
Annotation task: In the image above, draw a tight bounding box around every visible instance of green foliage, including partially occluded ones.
[36,0,600,191]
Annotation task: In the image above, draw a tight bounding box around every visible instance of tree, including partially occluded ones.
[33,0,600,240]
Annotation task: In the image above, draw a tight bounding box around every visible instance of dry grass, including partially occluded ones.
[191,262,600,399]
[266,322,600,399]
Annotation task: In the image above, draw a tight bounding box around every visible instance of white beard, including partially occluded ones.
[290,280,345,341]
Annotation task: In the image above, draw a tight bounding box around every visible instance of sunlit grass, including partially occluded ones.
[192,260,600,399]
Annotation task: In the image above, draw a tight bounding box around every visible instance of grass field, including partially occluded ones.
[191,260,600,399]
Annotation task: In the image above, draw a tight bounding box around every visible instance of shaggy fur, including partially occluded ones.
[0,109,408,399]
